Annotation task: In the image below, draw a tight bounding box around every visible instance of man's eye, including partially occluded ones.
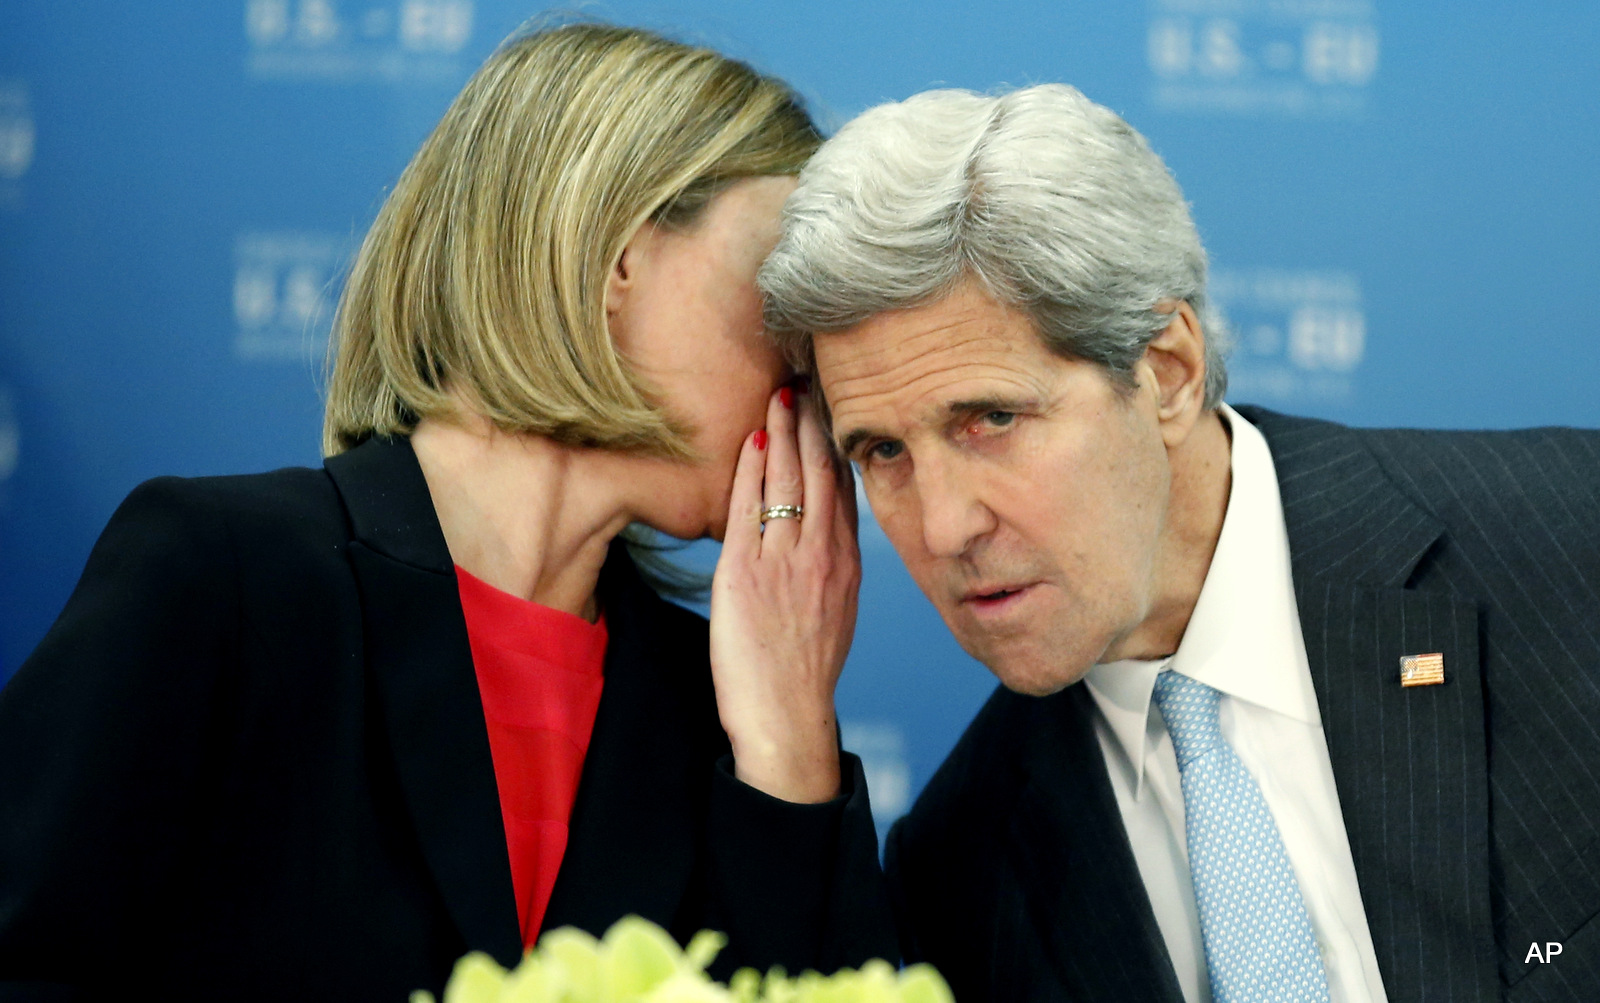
[965,411,1015,436]
[867,440,904,462]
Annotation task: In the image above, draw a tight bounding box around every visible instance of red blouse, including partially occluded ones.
[454,565,607,948]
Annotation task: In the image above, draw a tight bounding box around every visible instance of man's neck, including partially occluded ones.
[1107,407,1233,662]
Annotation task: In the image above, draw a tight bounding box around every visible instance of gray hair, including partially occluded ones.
[760,84,1229,408]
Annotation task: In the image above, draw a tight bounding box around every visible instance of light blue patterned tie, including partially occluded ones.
[1153,670,1331,1003]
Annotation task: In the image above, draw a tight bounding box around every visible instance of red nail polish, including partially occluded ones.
[779,386,795,409]
[754,429,768,450]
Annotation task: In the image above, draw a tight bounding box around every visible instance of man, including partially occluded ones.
[760,85,1600,1002]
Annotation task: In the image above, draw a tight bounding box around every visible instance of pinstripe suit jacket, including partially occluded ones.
[885,406,1600,1003]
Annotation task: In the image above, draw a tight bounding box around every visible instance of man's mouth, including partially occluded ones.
[962,583,1035,611]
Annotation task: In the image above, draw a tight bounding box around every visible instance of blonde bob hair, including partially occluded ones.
[323,22,820,458]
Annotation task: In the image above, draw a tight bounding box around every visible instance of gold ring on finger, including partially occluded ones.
[759,504,804,523]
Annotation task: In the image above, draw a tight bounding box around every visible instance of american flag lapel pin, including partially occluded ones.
[1400,652,1446,687]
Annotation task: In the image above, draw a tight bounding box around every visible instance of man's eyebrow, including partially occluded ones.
[944,395,1037,418]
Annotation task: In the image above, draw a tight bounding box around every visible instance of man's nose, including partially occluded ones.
[914,454,996,559]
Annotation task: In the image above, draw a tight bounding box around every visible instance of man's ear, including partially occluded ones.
[1139,300,1209,447]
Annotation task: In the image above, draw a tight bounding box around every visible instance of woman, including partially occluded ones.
[0,23,894,1000]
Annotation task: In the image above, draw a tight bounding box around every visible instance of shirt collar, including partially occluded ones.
[1084,404,1321,794]
[1083,656,1169,794]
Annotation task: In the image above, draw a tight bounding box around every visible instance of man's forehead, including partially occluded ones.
[818,286,1031,375]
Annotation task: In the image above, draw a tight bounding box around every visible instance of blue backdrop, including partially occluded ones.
[3,2,1597,835]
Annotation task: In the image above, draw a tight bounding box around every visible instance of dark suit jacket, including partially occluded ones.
[0,435,895,1001]
[886,407,1600,1002]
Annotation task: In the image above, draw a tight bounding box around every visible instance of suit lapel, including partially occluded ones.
[325,436,523,968]
[540,545,712,940]
[1009,687,1186,1002]
[1245,407,1498,1000]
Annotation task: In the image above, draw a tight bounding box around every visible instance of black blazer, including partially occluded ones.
[886,407,1600,1002]
[0,435,896,1001]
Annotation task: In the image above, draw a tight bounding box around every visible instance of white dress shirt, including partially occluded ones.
[1083,405,1389,1003]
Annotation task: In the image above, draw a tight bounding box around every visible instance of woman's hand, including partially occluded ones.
[709,383,861,803]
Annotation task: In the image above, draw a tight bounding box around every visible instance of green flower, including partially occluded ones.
[411,917,951,1003]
